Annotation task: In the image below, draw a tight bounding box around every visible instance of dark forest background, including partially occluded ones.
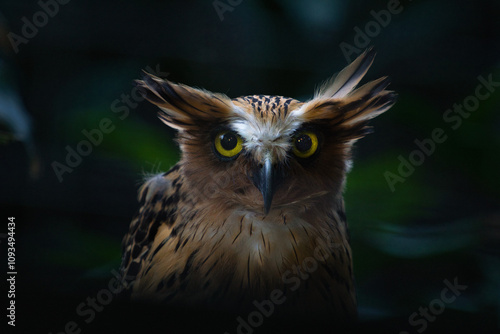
[0,0,499,333]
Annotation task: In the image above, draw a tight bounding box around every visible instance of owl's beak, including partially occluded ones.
[250,155,284,214]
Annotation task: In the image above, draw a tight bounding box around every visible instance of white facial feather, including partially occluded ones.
[229,104,303,162]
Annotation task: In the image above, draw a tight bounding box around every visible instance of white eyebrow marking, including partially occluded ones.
[228,103,303,162]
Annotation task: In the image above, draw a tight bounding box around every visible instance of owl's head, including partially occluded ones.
[137,50,395,215]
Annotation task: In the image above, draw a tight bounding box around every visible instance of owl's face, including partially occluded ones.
[176,95,351,215]
[137,50,395,215]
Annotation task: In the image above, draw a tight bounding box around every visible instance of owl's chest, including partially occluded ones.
[186,211,353,312]
[192,211,324,288]
[134,208,355,316]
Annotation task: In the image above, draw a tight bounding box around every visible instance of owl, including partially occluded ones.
[120,49,395,325]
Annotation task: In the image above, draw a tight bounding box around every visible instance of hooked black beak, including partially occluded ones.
[250,156,284,214]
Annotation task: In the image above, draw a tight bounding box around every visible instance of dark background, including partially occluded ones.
[0,0,499,333]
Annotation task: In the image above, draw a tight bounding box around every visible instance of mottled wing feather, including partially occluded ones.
[120,164,181,288]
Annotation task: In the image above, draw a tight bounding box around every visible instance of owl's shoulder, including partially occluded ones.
[120,164,184,285]
[139,165,181,202]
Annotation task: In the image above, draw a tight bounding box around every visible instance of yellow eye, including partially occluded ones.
[214,130,243,159]
[293,131,319,158]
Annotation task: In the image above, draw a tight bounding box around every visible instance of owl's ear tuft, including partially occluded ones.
[136,72,232,131]
[315,48,376,100]
[298,49,396,143]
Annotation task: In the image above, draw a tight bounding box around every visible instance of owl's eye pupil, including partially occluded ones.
[295,134,312,152]
[220,132,238,151]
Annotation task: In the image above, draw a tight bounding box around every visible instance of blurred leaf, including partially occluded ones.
[63,107,179,171]
[43,222,121,270]
[345,154,439,225]
[362,219,478,258]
